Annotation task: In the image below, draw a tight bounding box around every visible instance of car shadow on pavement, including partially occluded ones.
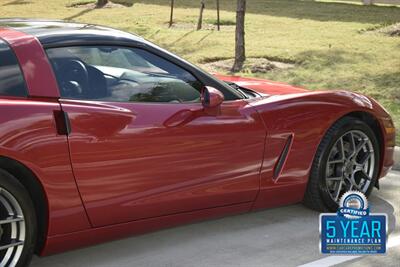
[369,194,396,234]
[31,191,396,267]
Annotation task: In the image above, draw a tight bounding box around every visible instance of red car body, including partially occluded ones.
[0,20,395,257]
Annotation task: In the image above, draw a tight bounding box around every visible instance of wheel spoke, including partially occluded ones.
[0,216,23,225]
[339,137,346,160]
[0,240,24,251]
[354,165,364,172]
[334,181,344,201]
[328,159,344,164]
[350,132,356,156]
[327,176,342,181]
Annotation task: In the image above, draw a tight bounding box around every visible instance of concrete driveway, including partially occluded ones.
[31,171,400,267]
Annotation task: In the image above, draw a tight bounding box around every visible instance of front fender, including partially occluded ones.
[247,90,394,210]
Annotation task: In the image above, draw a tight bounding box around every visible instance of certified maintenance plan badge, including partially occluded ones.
[320,191,387,254]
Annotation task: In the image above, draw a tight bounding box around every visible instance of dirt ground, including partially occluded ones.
[201,57,295,74]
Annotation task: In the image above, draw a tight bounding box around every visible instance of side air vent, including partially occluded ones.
[273,134,293,179]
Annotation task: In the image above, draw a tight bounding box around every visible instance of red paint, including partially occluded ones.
[59,98,265,227]
[0,28,394,258]
[0,28,60,98]
[215,74,308,95]
[0,98,91,235]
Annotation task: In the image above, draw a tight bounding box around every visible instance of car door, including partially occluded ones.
[46,45,266,227]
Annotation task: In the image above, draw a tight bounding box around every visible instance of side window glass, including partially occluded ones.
[46,46,202,103]
[0,39,28,97]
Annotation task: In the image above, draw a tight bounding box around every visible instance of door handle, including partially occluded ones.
[53,110,72,136]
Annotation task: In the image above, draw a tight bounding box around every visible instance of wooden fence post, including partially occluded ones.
[197,0,205,30]
[169,0,174,28]
[216,0,220,31]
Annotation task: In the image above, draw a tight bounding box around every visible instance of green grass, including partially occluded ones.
[0,0,399,143]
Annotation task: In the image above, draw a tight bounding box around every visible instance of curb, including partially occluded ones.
[394,146,400,171]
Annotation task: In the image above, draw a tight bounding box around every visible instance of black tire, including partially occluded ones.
[0,169,37,267]
[303,117,380,212]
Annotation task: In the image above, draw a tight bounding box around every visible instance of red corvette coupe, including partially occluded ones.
[0,19,395,266]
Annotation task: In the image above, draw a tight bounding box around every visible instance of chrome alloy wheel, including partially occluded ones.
[0,187,25,267]
[325,130,375,203]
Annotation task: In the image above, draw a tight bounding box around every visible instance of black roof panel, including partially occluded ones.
[0,18,143,46]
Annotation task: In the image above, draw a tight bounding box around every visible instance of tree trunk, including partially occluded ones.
[169,0,174,28]
[216,0,220,31]
[96,0,108,7]
[197,1,205,30]
[232,0,246,72]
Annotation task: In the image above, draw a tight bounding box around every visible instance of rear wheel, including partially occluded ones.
[304,117,380,212]
[0,170,36,267]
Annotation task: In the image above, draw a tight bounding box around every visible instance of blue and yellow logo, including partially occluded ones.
[320,191,387,254]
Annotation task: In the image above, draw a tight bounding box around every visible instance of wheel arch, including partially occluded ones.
[0,156,48,254]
